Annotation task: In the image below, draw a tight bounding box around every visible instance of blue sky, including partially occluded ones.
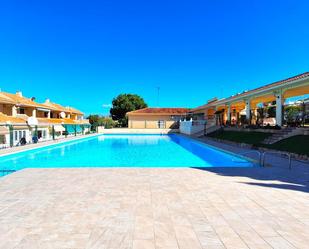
[0,0,308,115]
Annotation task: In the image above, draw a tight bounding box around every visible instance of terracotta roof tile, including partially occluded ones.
[43,101,83,114]
[127,108,189,115]
[0,112,27,124]
[0,93,16,104]
[65,106,83,115]
[0,91,84,115]
[0,92,48,108]
[37,118,89,125]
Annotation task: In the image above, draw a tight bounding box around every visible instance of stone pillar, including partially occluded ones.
[275,91,283,126]
[227,104,231,122]
[32,109,36,118]
[245,99,251,122]
[47,110,51,118]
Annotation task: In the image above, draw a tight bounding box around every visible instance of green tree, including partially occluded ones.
[257,107,265,125]
[87,115,117,130]
[88,115,101,131]
[101,117,116,129]
[285,106,301,123]
[110,94,147,127]
[266,106,276,117]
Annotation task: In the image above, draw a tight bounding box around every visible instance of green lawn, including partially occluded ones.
[208,130,272,145]
[264,135,309,156]
[208,130,309,156]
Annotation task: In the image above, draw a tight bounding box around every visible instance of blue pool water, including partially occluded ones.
[0,134,255,175]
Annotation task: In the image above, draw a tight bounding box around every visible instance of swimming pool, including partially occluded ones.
[0,134,255,175]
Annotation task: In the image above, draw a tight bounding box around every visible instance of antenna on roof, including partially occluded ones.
[156,86,160,107]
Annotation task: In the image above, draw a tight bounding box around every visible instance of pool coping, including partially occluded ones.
[0,134,100,158]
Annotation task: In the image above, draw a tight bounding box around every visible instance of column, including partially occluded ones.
[32,109,36,118]
[275,91,283,126]
[227,104,231,122]
[47,111,51,118]
[245,99,251,123]
[12,106,17,117]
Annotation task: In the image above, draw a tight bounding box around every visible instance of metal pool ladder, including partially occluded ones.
[261,151,292,170]
[238,150,262,165]
[237,150,292,169]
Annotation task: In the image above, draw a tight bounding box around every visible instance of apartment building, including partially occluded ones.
[0,91,90,148]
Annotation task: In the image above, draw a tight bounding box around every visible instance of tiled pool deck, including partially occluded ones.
[1,164,309,249]
[0,137,309,249]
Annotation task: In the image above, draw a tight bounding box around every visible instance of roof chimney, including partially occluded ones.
[16,91,22,97]
[45,98,50,103]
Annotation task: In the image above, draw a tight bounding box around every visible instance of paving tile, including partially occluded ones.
[263,236,296,249]
[0,165,308,249]
[133,239,155,249]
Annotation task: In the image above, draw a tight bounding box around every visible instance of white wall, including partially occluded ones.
[179,120,206,135]
[100,128,179,134]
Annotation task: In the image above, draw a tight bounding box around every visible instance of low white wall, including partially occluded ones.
[179,120,205,135]
[99,128,179,134]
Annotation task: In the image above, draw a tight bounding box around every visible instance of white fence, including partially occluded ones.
[179,119,206,135]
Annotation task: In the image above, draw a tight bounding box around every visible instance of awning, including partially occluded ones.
[76,125,82,133]
[36,107,50,112]
[0,126,9,135]
[214,110,224,114]
[53,125,65,132]
[12,125,29,130]
[65,125,75,134]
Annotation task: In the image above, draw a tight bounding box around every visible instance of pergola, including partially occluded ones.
[192,72,309,126]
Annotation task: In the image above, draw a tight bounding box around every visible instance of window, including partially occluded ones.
[44,112,48,118]
[22,131,26,138]
[18,108,25,114]
[14,131,18,141]
[19,131,22,139]
[157,120,165,128]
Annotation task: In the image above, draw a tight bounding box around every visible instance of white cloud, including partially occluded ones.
[102,103,112,108]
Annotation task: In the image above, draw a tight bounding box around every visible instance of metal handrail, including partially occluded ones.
[262,151,292,169]
[238,150,262,165]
